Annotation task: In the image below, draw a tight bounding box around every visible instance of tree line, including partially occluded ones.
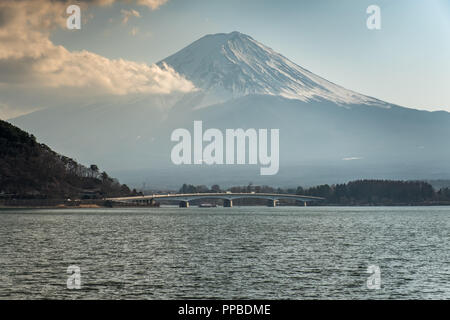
[179,180,450,205]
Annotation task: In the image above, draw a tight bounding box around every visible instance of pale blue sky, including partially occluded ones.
[53,0,450,111]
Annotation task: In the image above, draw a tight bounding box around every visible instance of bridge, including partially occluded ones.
[107,193,324,207]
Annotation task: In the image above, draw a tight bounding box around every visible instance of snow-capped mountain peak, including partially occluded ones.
[159,31,387,106]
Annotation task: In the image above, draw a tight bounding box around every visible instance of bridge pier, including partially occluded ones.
[223,199,233,208]
[267,199,279,207]
[179,201,190,208]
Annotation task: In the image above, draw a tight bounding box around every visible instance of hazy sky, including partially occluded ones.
[0,0,449,119]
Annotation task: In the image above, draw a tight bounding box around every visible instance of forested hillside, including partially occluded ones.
[0,120,134,199]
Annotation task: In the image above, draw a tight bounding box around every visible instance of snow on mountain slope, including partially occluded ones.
[159,31,389,107]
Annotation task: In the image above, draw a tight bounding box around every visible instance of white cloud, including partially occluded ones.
[130,26,140,36]
[81,0,169,10]
[121,9,141,24]
[0,0,194,118]
[135,0,169,10]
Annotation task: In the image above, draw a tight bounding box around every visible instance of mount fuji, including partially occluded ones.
[159,31,387,107]
[10,32,450,188]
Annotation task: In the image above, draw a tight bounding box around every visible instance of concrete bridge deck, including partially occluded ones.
[107,193,324,207]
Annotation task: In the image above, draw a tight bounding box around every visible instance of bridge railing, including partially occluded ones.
[106,192,324,204]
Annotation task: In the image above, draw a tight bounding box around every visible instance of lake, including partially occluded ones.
[0,206,448,299]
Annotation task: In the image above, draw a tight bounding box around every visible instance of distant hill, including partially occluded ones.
[0,120,134,199]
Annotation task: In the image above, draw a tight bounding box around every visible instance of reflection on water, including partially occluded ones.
[0,206,449,299]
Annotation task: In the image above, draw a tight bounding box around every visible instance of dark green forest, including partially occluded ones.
[0,120,135,199]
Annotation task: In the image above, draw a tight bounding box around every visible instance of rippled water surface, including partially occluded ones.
[0,206,448,299]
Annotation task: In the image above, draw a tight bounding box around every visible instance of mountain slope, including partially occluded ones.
[159,31,388,107]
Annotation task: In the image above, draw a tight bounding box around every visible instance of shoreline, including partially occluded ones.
[1,203,450,209]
